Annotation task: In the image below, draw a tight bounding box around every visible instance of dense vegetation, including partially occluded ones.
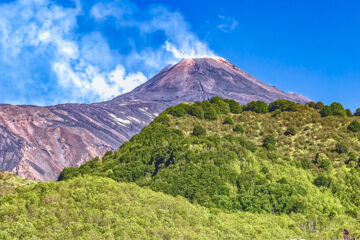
[1,97,360,239]
[58,98,360,238]
[0,172,34,198]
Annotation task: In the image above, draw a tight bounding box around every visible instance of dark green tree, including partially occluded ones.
[330,102,346,117]
[224,99,243,114]
[320,106,332,117]
[233,124,244,133]
[244,101,269,113]
[355,108,360,116]
[345,109,353,117]
[193,125,206,137]
[335,142,348,154]
[223,116,234,125]
[348,120,360,132]
[262,135,276,150]
[210,97,230,114]
[284,127,296,136]
[314,176,329,187]
[269,99,297,112]
[187,105,205,119]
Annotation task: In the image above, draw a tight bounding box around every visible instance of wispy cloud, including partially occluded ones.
[0,0,215,105]
[217,15,238,32]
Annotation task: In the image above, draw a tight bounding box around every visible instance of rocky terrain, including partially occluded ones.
[0,57,309,181]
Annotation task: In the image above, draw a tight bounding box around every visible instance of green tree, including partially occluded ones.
[355,108,360,116]
[314,176,329,187]
[262,135,276,150]
[193,125,206,136]
[210,97,230,114]
[187,105,205,119]
[224,99,243,114]
[330,102,346,117]
[335,142,348,154]
[233,124,244,133]
[348,120,360,133]
[284,127,296,136]
[244,101,269,113]
[320,106,332,117]
[345,109,353,117]
[269,99,297,112]
[223,116,234,125]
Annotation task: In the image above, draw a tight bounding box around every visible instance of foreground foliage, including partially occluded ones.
[59,98,360,238]
[1,176,315,239]
[0,172,34,198]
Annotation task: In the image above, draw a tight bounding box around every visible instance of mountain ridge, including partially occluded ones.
[0,57,309,181]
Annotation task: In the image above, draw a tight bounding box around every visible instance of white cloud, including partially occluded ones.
[217,15,238,32]
[0,0,216,105]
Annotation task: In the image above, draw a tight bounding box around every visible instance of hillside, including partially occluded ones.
[0,57,309,181]
[0,172,34,198]
[0,175,315,239]
[59,98,360,238]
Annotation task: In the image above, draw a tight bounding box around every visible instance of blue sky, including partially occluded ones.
[0,0,359,110]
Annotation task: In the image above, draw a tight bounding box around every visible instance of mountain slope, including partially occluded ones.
[0,57,309,181]
[60,98,360,238]
[0,175,309,240]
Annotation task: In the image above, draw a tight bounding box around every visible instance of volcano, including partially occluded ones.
[0,57,309,181]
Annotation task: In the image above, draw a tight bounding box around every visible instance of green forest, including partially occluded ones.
[1,97,360,239]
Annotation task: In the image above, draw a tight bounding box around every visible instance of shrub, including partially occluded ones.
[269,99,297,112]
[330,102,346,117]
[168,104,187,117]
[244,101,269,113]
[187,105,205,119]
[348,120,360,132]
[224,99,242,114]
[284,127,296,136]
[314,153,331,170]
[201,101,218,120]
[355,108,360,116]
[320,106,332,117]
[314,101,325,110]
[262,135,276,150]
[346,109,353,117]
[233,124,244,133]
[223,116,234,125]
[314,176,329,187]
[272,109,282,117]
[335,143,348,154]
[193,125,206,136]
[210,97,230,114]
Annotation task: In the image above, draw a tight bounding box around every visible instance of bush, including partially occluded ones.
[348,120,360,132]
[330,102,346,117]
[272,109,282,117]
[346,109,353,117]
[193,125,206,137]
[335,143,348,154]
[314,153,331,170]
[269,99,297,112]
[224,99,242,114]
[168,104,187,117]
[233,124,244,133]
[210,97,230,114]
[320,106,332,117]
[314,176,329,187]
[201,101,218,120]
[223,116,234,125]
[244,101,269,113]
[187,105,205,119]
[355,108,360,116]
[262,135,276,150]
[284,127,296,136]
